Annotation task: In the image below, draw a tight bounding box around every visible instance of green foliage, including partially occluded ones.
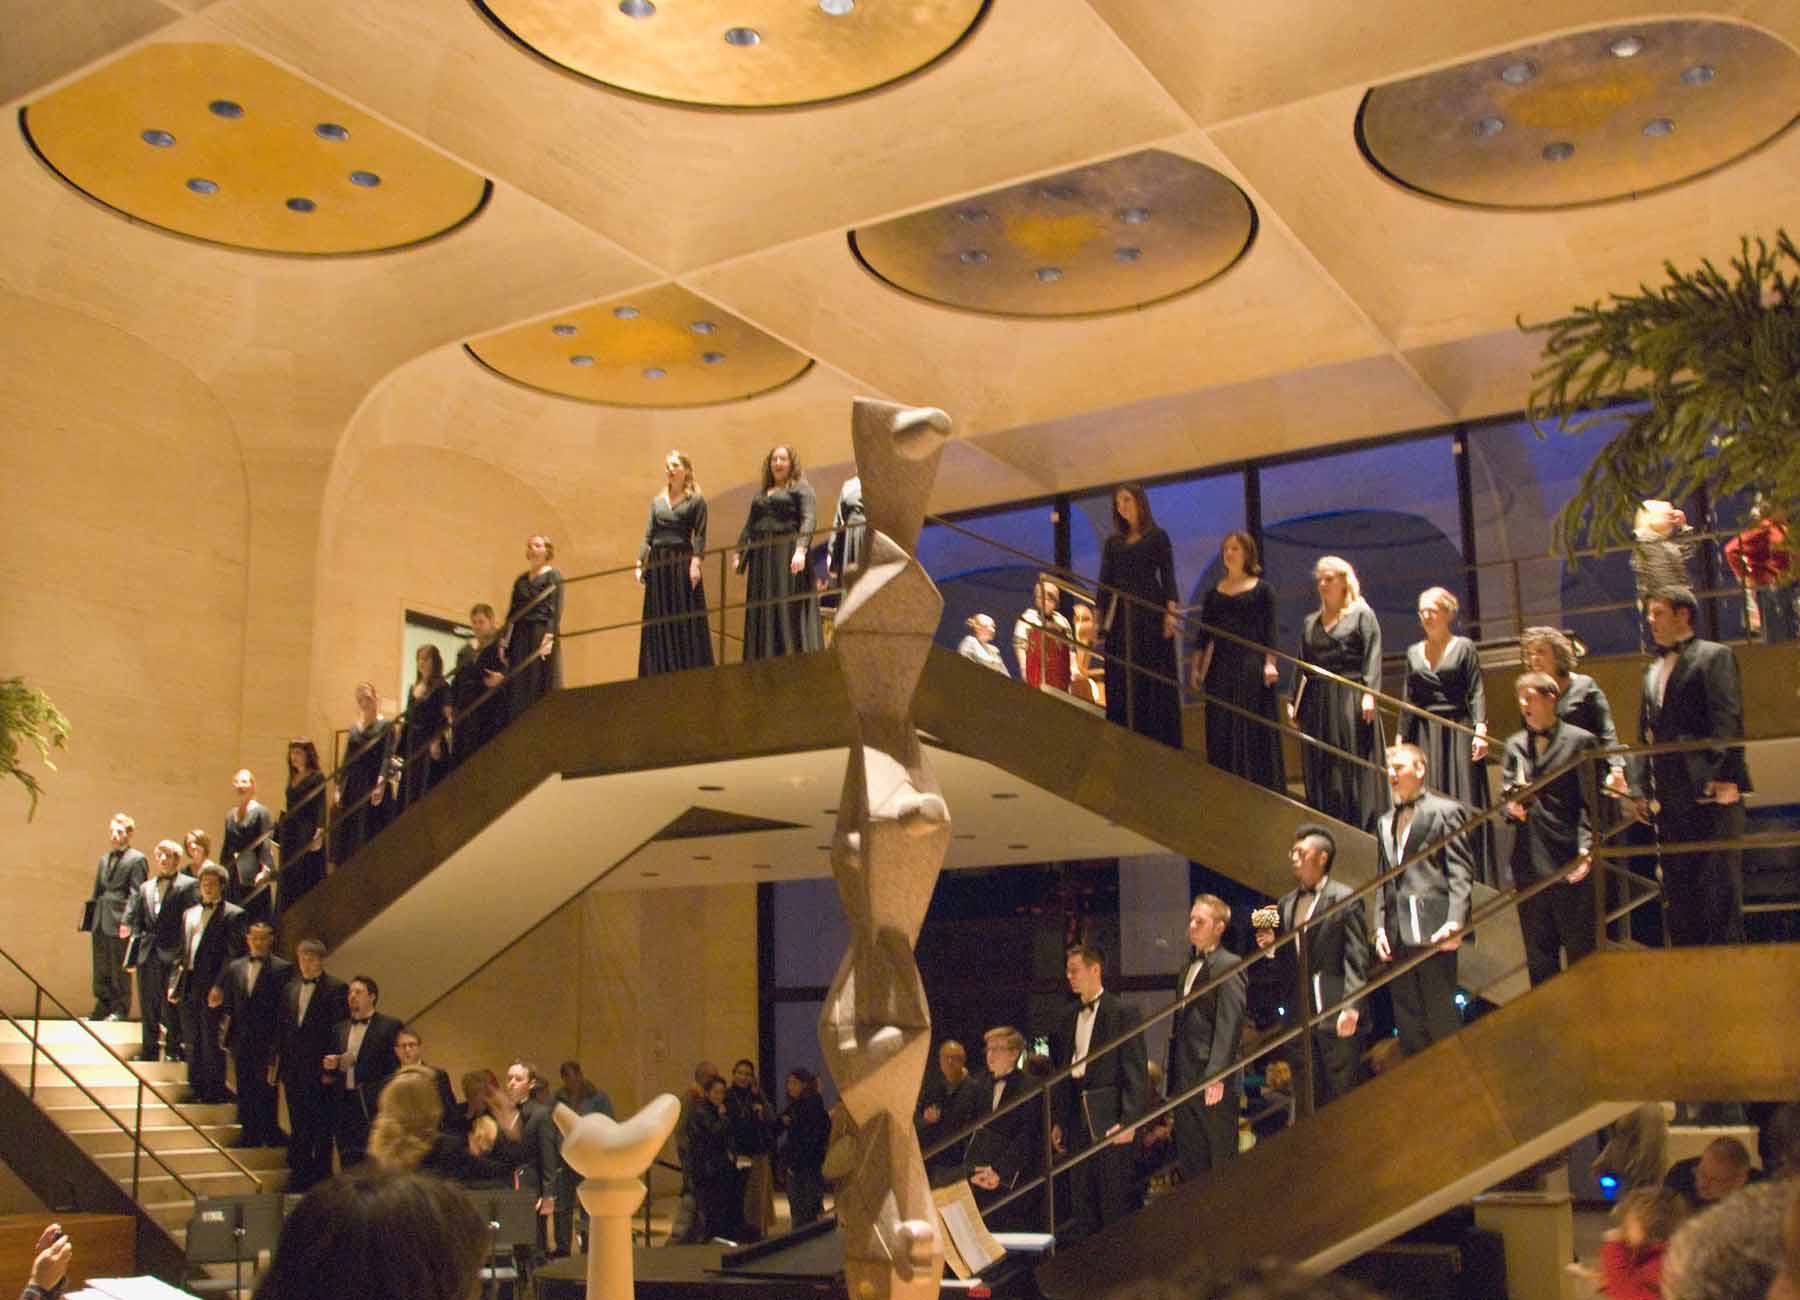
[0,677,70,821]
[1521,231,1800,556]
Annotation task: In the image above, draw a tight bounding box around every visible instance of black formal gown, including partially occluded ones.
[399,677,450,809]
[1297,604,1387,830]
[1099,527,1183,748]
[505,566,563,719]
[638,492,715,676]
[1401,636,1495,885]
[333,716,394,864]
[450,636,506,767]
[829,476,866,580]
[1194,580,1285,791]
[737,481,823,661]
[277,771,326,912]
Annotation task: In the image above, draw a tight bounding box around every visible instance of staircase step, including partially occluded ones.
[0,1018,145,1050]
[93,1146,290,1180]
[12,1080,196,1109]
[46,1097,239,1132]
[0,1051,191,1084]
[68,1123,244,1155]
[131,1170,272,1201]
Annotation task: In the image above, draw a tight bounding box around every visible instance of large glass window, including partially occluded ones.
[1070,473,1246,609]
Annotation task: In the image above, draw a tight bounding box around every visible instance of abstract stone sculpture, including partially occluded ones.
[820,397,954,1300]
[554,1093,682,1300]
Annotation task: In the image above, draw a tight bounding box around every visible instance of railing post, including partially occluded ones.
[1293,927,1316,1122]
[1041,1084,1057,1239]
[718,547,728,666]
[29,987,41,1098]
[1124,602,1136,733]
[1580,755,1608,953]
[1506,558,1525,642]
[132,1079,144,1202]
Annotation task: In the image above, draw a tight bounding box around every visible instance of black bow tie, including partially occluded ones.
[350,1016,371,1026]
[202,902,217,911]
[1527,725,1556,740]
[1394,795,1423,811]
[248,957,263,965]
[301,977,318,986]
[1080,999,1100,1013]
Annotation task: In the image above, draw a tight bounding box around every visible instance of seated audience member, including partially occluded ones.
[368,1065,515,1186]
[957,614,1010,675]
[20,1223,71,1300]
[1014,579,1072,690]
[966,1026,1039,1231]
[1660,1178,1790,1300]
[1772,1181,1800,1300]
[250,1168,489,1300]
[1598,1186,1687,1300]
[1665,1135,1761,1214]
[1070,601,1105,707]
[687,1074,739,1243]
[1592,1103,1669,1192]
[779,1068,831,1229]
[916,1040,982,1177]
[220,769,276,906]
[326,975,403,1170]
[122,838,196,1063]
[393,1026,458,1123]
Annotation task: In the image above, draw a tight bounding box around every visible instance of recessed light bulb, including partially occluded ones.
[613,306,640,320]
[1500,61,1537,86]
[1474,115,1506,137]
[724,26,760,46]
[1609,35,1645,58]
[1034,267,1063,283]
[1541,141,1575,161]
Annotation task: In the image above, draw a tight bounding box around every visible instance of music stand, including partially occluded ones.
[186,1193,283,1296]
[477,1188,541,1300]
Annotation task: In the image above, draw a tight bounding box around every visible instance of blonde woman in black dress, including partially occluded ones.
[637,450,715,676]
[1291,555,1385,829]
[1402,586,1493,883]
[502,534,562,719]
[733,444,822,661]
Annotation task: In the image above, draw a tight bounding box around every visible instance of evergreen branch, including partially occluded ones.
[1,677,71,821]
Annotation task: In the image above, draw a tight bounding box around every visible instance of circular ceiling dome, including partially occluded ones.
[20,43,490,255]
[474,0,988,108]
[847,149,1257,318]
[466,284,813,408]
[1357,19,1800,209]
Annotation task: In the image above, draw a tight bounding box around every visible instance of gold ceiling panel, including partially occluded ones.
[847,149,1256,318]
[475,0,988,108]
[20,43,490,255]
[1358,20,1800,209]
[466,284,813,408]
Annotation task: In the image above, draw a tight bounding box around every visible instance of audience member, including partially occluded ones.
[1502,672,1602,986]
[450,604,506,767]
[121,838,196,1062]
[1593,1103,1670,1192]
[916,1040,982,1177]
[733,446,822,662]
[1071,601,1105,706]
[727,1058,779,1242]
[214,920,291,1147]
[368,1066,515,1186]
[276,939,349,1194]
[1724,498,1796,643]
[176,863,246,1104]
[1631,499,1695,606]
[1374,742,1474,1058]
[1098,484,1183,748]
[504,1059,562,1260]
[1190,530,1283,792]
[667,1059,720,1246]
[398,646,450,810]
[1049,942,1148,1240]
[549,1059,612,1256]
[1661,1177,1789,1300]
[326,975,403,1170]
[1014,578,1073,690]
[957,614,1010,675]
[1402,587,1492,883]
[1666,1136,1761,1215]
[1599,1186,1688,1300]
[332,683,394,865]
[1520,627,1630,797]
[276,739,328,915]
[88,812,146,1023]
[636,450,716,677]
[827,473,866,588]
[1772,1180,1800,1300]
[220,769,275,908]
[966,1026,1038,1232]
[687,1073,739,1243]
[1253,825,1367,1109]
[779,1068,830,1229]
[393,1027,458,1125]
[504,535,564,717]
[1169,895,1247,1183]
[20,1223,70,1300]
[1634,587,1752,946]
[1293,556,1386,831]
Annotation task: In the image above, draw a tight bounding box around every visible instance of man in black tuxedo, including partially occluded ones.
[916,1040,983,1179]
[89,813,148,1022]
[1634,588,1753,947]
[1047,943,1148,1239]
[274,938,349,1193]
[965,1026,1039,1232]
[325,975,403,1170]
[504,1059,562,1261]
[393,1025,459,1122]
[212,921,291,1146]
[174,864,246,1103]
[1253,825,1368,1110]
[122,840,196,1062]
[1168,894,1246,1182]
[1503,673,1603,986]
[1375,743,1475,1058]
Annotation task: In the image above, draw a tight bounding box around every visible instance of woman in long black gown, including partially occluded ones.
[277,738,327,914]
[637,450,715,676]
[1292,556,1386,829]
[333,682,394,865]
[733,444,822,662]
[503,534,562,720]
[399,645,450,810]
[1189,530,1285,791]
[1402,586,1493,883]
[1098,484,1183,748]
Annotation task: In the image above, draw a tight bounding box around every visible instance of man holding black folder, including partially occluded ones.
[1047,943,1147,1240]
[86,813,147,1022]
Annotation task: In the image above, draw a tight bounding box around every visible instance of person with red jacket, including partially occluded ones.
[1597,1186,1687,1300]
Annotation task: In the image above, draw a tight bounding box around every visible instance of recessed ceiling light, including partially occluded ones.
[1007,843,1030,850]
[689,320,716,335]
[186,177,219,195]
[991,792,1019,800]
[643,367,667,379]
[209,99,245,119]
[286,197,317,213]
[1118,207,1151,224]
[819,0,854,13]
[1642,118,1676,137]
[1034,267,1063,283]
[1681,64,1715,85]
[1541,141,1575,161]
[141,129,176,148]
[1473,115,1506,137]
[953,833,976,840]
[700,352,726,364]
[314,123,349,141]
[954,207,989,223]
[349,170,381,188]
[1039,184,1079,201]
[822,809,837,816]
[641,871,661,878]
[816,844,832,851]
[698,784,724,791]
[614,306,640,320]
[691,854,711,861]
[552,323,578,336]
[724,26,761,46]
[570,354,596,367]
[619,0,655,15]
[1609,35,1645,58]
[1500,61,1537,85]
[1113,247,1142,263]
[959,249,989,265]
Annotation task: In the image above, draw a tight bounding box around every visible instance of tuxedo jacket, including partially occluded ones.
[916,1071,984,1159]
[275,973,349,1085]
[329,1010,404,1100]
[1635,636,1752,804]
[177,901,247,997]
[1047,991,1148,1138]
[1272,876,1369,1023]
[1168,946,1247,1099]
[965,1069,1036,1189]
[1376,791,1475,951]
[91,847,149,930]
[123,873,198,964]
[1502,721,1599,881]
[513,1097,563,1198]
[218,954,293,1060]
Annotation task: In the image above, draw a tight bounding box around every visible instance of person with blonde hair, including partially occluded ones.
[1292,556,1386,829]
[368,1065,514,1186]
[637,450,715,677]
[957,613,1010,675]
[1402,585,1493,883]
[503,534,563,718]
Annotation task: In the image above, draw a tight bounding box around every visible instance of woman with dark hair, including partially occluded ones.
[1189,530,1284,790]
[399,645,450,811]
[687,1075,739,1243]
[1519,626,1630,797]
[332,683,394,865]
[726,1058,778,1241]
[733,445,822,662]
[637,450,715,677]
[1402,586,1493,884]
[250,1168,489,1300]
[779,1068,830,1229]
[277,739,327,913]
[1292,556,1386,829]
[503,534,563,720]
[1098,484,1183,747]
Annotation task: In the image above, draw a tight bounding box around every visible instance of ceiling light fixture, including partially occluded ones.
[1034,267,1063,283]
[701,351,726,364]
[724,26,761,47]
[689,320,716,335]
[614,306,640,320]
[819,0,854,13]
[698,784,724,791]
[1541,141,1575,161]
[1681,64,1716,85]
[348,170,381,188]
[140,129,176,148]
[643,367,667,379]
[691,854,711,861]
[1039,184,1079,201]
[959,249,989,265]
[1609,35,1645,58]
[314,123,349,141]
[1007,843,1029,850]
[570,354,596,366]
[991,792,1019,800]
[285,197,317,212]
[619,0,655,15]
[209,99,245,118]
[186,177,219,194]
[1500,61,1537,85]
[1473,115,1506,137]
[552,323,578,336]
[1642,117,1676,137]
[1119,207,1151,224]
[1114,247,1142,263]
[641,871,661,878]
[954,207,989,223]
